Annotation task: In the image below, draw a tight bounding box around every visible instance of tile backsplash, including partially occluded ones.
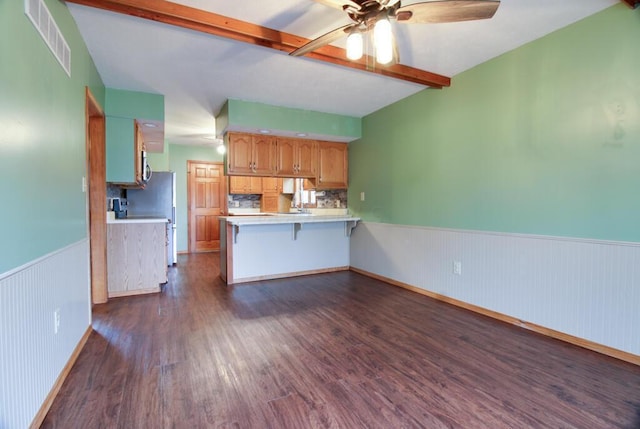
[107,183,124,199]
[228,189,348,209]
[316,189,348,209]
[228,194,261,209]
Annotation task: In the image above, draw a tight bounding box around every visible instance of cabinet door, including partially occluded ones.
[317,142,348,189]
[252,135,276,175]
[296,140,317,178]
[229,176,263,194]
[227,133,253,175]
[249,176,263,194]
[134,122,144,184]
[229,176,250,194]
[262,177,281,195]
[261,195,279,213]
[276,138,297,176]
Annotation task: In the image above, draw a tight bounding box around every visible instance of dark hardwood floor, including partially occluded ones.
[43,253,640,428]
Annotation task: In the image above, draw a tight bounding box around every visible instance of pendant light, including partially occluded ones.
[373,17,393,65]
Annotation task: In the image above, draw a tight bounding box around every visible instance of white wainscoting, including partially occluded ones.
[350,222,640,357]
[0,240,91,429]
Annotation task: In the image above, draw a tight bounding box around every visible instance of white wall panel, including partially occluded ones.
[350,222,640,356]
[232,222,350,281]
[0,240,91,429]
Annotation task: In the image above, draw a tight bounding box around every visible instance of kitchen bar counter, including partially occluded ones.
[220,214,360,285]
[220,214,358,225]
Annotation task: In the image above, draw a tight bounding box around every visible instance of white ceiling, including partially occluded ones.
[68,0,618,146]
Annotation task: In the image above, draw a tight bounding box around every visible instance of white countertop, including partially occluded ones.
[107,215,169,224]
[220,214,359,226]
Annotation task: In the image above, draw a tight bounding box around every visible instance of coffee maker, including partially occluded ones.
[112,198,128,219]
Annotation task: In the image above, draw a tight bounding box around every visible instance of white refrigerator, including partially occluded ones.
[126,171,177,265]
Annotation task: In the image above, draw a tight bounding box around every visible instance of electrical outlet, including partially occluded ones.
[54,308,61,334]
[453,261,462,275]
[360,191,365,201]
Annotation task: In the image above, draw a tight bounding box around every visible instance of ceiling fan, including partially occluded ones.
[290,0,500,65]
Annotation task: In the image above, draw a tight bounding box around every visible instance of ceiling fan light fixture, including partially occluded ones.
[373,17,393,65]
[346,31,363,60]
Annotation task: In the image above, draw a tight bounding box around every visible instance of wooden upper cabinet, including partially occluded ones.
[276,138,296,176]
[227,133,253,175]
[317,142,348,189]
[252,135,277,176]
[227,132,276,176]
[226,133,346,189]
[262,177,282,195]
[276,138,317,178]
[296,139,317,177]
[229,176,262,194]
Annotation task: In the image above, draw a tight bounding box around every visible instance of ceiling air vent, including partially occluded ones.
[24,0,71,77]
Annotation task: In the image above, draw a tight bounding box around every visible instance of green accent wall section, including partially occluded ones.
[167,144,224,252]
[105,88,164,121]
[0,0,104,273]
[105,117,135,183]
[219,99,362,140]
[104,89,164,183]
[349,4,640,243]
[148,150,170,171]
[216,101,229,138]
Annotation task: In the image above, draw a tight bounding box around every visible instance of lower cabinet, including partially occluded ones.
[107,221,167,297]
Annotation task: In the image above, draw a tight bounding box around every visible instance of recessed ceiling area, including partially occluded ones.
[67,0,619,146]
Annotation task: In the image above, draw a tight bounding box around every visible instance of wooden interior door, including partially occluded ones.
[188,161,226,252]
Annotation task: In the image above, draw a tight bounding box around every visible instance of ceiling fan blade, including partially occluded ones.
[395,0,500,24]
[290,24,357,57]
[312,0,362,11]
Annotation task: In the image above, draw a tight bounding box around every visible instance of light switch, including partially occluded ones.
[360,192,365,201]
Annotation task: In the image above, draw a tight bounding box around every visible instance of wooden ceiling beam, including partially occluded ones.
[65,0,451,88]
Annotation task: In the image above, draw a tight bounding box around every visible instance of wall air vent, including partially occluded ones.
[24,0,71,77]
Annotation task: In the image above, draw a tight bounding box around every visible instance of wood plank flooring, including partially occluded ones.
[42,253,640,428]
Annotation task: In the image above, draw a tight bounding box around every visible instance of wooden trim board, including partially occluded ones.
[350,267,640,367]
[108,287,161,298]
[29,326,93,428]
[65,0,450,88]
[228,266,350,285]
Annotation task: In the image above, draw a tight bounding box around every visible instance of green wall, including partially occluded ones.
[167,144,223,252]
[148,150,170,171]
[218,99,362,140]
[349,4,640,243]
[0,0,104,273]
[105,88,164,121]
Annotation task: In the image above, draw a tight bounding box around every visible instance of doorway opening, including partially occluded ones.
[187,161,227,253]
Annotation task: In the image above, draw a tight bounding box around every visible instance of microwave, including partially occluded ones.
[141,150,152,182]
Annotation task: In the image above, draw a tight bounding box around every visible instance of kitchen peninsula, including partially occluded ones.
[220,214,359,285]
